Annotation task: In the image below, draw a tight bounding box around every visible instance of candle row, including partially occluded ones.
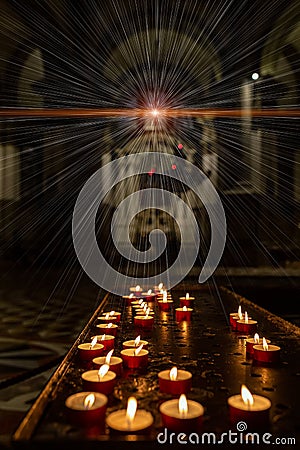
[230,305,281,364]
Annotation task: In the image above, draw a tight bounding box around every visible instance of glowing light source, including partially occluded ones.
[105,349,114,365]
[263,337,269,351]
[245,311,249,324]
[134,336,141,347]
[90,336,98,349]
[183,306,188,311]
[170,367,178,381]
[134,343,144,356]
[151,109,159,116]
[158,282,163,290]
[98,364,109,380]
[178,143,183,149]
[179,394,188,417]
[101,334,106,341]
[252,72,260,80]
[84,393,95,410]
[126,397,137,424]
[241,385,254,406]
[254,333,260,344]
[172,164,177,170]
[107,322,113,328]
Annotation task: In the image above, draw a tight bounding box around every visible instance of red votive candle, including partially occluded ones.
[129,285,143,297]
[78,337,104,361]
[179,293,195,308]
[176,306,193,322]
[142,290,156,302]
[98,314,118,324]
[82,364,116,395]
[121,346,149,369]
[99,311,121,323]
[122,336,149,350]
[246,334,271,355]
[158,298,173,311]
[134,315,154,329]
[160,394,204,433]
[158,367,192,395]
[92,334,115,351]
[236,312,257,334]
[93,350,123,377]
[253,338,280,364]
[65,392,107,427]
[228,385,271,429]
[96,323,118,336]
[122,294,136,304]
[106,397,153,433]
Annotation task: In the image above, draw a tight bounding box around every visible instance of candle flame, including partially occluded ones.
[170,367,178,381]
[135,285,141,291]
[105,349,114,364]
[186,293,189,299]
[98,364,109,379]
[254,333,260,344]
[178,394,188,417]
[107,322,113,328]
[101,334,106,341]
[90,336,98,349]
[163,290,168,302]
[263,337,269,351]
[105,313,110,320]
[183,306,188,311]
[238,305,242,316]
[109,310,115,316]
[245,311,249,324]
[134,336,141,347]
[126,397,137,423]
[147,289,152,295]
[158,282,163,290]
[138,299,143,305]
[241,385,254,406]
[129,293,134,298]
[84,393,95,409]
[134,343,144,356]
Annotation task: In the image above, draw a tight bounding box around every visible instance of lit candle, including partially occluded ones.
[82,364,116,395]
[158,290,174,311]
[122,293,136,304]
[96,322,118,337]
[136,307,155,316]
[158,367,192,395]
[142,289,156,301]
[230,306,251,331]
[246,334,271,355]
[121,344,149,369]
[93,349,123,376]
[160,394,204,432]
[91,334,115,351]
[65,392,107,427]
[253,337,281,364]
[228,385,271,429]
[179,293,195,308]
[131,298,144,308]
[122,335,149,350]
[175,305,193,322]
[154,282,164,294]
[134,312,154,329]
[98,312,118,324]
[77,336,104,361]
[129,285,143,296]
[236,311,257,334]
[106,396,153,433]
[99,310,121,323]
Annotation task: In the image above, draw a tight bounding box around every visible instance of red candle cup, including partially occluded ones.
[98,314,118,324]
[96,323,118,336]
[121,348,149,369]
[93,355,123,377]
[228,385,271,430]
[123,338,149,350]
[78,342,104,361]
[158,368,192,395]
[253,340,280,364]
[65,392,107,427]
[175,307,193,322]
[134,315,154,329]
[99,311,121,323]
[142,291,156,302]
[158,300,174,311]
[92,335,115,351]
[179,293,195,308]
[122,294,136,304]
[160,395,204,433]
[82,366,116,395]
[246,336,271,355]
[236,319,257,334]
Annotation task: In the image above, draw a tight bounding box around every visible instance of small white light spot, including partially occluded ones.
[252,72,259,80]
